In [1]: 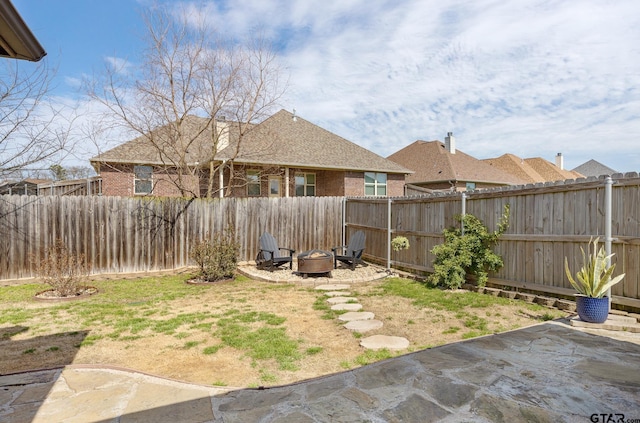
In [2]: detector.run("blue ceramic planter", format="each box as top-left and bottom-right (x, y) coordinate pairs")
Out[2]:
(575, 295), (609, 324)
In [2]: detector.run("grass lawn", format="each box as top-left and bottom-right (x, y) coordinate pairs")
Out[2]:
(0, 274), (566, 387)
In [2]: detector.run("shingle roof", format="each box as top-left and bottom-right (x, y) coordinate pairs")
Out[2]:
(217, 110), (410, 173)
(387, 141), (524, 185)
(572, 159), (618, 177)
(91, 110), (410, 174)
(524, 157), (582, 181)
(483, 154), (544, 184)
(90, 115), (219, 166)
(483, 154), (582, 183)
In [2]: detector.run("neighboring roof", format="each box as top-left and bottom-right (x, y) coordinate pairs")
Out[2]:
(483, 154), (545, 184)
(0, 0), (46, 61)
(92, 110), (411, 175)
(218, 110), (411, 174)
(524, 157), (582, 181)
(572, 159), (618, 178)
(484, 154), (582, 183)
(91, 115), (219, 166)
(387, 141), (524, 185)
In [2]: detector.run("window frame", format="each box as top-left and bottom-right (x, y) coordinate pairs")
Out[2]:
(364, 172), (387, 196)
(268, 176), (281, 197)
(247, 170), (261, 197)
(295, 172), (316, 197)
(134, 165), (153, 195)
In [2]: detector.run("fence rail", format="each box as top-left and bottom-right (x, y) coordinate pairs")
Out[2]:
(2, 174), (640, 311)
(347, 174), (640, 310)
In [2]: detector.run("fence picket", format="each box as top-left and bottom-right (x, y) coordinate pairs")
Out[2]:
(2, 176), (640, 308)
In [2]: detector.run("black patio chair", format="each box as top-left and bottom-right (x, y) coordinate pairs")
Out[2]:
(332, 230), (366, 270)
(256, 232), (294, 271)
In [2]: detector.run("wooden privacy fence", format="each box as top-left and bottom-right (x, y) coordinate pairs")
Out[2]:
(0, 195), (343, 280)
(3, 174), (640, 310)
(346, 174), (640, 310)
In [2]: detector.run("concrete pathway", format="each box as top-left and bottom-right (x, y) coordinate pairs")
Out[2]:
(3, 320), (639, 422)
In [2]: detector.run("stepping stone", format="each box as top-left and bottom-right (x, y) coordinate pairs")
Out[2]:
(324, 291), (351, 297)
(360, 335), (410, 351)
(331, 303), (362, 311)
(316, 284), (350, 291)
(326, 296), (358, 304)
(338, 311), (375, 322)
(344, 319), (383, 332)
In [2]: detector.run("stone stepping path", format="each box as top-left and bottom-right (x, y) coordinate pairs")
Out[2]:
(331, 303), (363, 311)
(324, 291), (351, 297)
(344, 319), (383, 332)
(359, 334), (410, 351)
(338, 311), (375, 322)
(315, 284), (350, 291)
(326, 296), (358, 304)
(316, 284), (409, 350)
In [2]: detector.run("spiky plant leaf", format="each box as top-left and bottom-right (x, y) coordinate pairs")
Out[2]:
(564, 238), (625, 299)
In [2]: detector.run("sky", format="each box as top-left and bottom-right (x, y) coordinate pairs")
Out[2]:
(10, 0), (640, 173)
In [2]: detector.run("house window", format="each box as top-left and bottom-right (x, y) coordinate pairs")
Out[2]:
(364, 172), (387, 196)
(269, 176), (281, 197)
(295, 173), (315, 196)
(466, 182), (476, 191)
(134, 165), (153, 195)
(247, 170), (261, 196)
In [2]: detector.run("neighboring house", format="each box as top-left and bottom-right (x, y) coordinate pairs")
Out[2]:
(0, 178), (49, 195)
(483, 153), (582, 184)
(90, 110), (411, 198)
(387, 133), (524, 192)
(572, 159), (618, 178)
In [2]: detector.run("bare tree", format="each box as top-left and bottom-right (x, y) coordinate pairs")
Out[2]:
(0, 60), (76, 180)
(86, 4), (287, 198)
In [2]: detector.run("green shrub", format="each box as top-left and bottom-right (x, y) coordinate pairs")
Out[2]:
(391, 236), (410, 252)
(190, 229), (240, 282)
(428, 205), (509, 289)
(33, 239), (89, 297)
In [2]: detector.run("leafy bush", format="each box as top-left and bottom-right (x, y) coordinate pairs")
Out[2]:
(33, 239), (89, 296)
(190, 230), (240, 282)
(391, 236), (410, 252)
(428, 205), (510, 289)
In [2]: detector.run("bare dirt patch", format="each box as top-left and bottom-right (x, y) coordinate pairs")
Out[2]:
(0, 276), (566, 388)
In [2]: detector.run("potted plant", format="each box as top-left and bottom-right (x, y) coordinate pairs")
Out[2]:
(564, 237), (625, 323)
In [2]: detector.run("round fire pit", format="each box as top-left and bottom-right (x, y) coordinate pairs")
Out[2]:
(297, 249), (333, 278)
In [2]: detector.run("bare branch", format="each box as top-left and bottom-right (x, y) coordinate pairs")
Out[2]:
(0, 59), (76, 178)
(85, 3), (287, 198)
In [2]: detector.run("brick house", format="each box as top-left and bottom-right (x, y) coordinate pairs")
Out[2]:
(90, 110), (411, 198)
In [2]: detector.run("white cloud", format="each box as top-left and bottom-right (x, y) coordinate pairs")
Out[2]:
(54, 0), (640, 173)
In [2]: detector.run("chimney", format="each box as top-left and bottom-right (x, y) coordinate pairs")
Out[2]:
(444, 132), (455, 154)
(555, 152), (563, 170)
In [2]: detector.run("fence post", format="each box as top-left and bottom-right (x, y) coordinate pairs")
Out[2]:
(461, 192), (466, 236)
(387, 197), (392, 270)
(342, 197), (347, 247)
(605, 176), (613, 311)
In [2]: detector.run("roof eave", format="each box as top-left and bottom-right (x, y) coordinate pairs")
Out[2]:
(215, 157), (412, 174)
(0, 0), (46, 62)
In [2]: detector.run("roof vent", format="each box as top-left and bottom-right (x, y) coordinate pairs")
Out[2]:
(292, 108), (297, 122)
(444, 132), (455, 154)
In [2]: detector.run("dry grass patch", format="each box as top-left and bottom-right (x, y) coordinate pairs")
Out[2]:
(0, 275), (566, 387)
